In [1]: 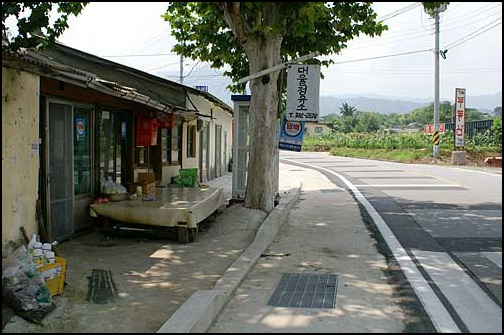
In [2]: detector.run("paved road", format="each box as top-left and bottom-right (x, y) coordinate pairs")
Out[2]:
(280, 151), (502, 333)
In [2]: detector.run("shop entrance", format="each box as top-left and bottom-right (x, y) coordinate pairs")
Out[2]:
(46, 101), (93, 240)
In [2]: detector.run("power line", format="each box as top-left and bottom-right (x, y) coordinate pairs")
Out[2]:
(347, 30), (433, 50)
(443, 16), (502, 50)
(333, 69), (502, 75)
(440, 5), (502, 31)
(182, 60), (201, 78)
(332, 66), (502, 74)
(101, 52), (178, 58)
(326, 48), (432, 66)
(144, 61), (181, 72)
(377, 2), (422, 21)
(115, 30), (169, 55)
(440, 2), (501, 24)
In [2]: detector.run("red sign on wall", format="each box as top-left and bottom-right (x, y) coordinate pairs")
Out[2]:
(158, 113), (174, 129)
(136, 114), (158, 147)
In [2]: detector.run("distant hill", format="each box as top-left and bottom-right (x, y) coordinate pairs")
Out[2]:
(320, 91), (502, 116)
(320, 96), (428, 115)
(466, 91), (502, 111)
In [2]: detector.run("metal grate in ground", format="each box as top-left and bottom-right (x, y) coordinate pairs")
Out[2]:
(87, 269), (117, 304)
(268, 273), (338, 309)
(319, 189), (343, 193)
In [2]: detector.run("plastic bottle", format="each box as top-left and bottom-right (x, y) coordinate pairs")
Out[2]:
(44, 251), (56, 265)
(33, 241), (42, 253)
(33, 249), (44, 267)
(42, 243), (52, 257)
(100, 171), (107, 193)
(27, 234), (38, 254)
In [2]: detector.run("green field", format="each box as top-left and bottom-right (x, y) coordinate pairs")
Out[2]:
(302, 131), (502, 165)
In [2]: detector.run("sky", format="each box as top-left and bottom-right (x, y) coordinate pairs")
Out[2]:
(7, 2), (502, 106)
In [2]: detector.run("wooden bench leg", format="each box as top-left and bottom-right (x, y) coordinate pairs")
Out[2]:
(188, 227), (198, 243)
(178, 226), (197, 244)
(178, 226), (189, 244)
(101, 217), (113, 239)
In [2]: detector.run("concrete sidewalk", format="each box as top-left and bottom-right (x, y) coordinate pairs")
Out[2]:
(209, 163), (405, 333)
(3, 173), (267, 333)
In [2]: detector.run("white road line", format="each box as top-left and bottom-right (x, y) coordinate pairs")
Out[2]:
(482, 252), (503, 269)
(451, 167), (502, 177)
(353, 184), (461, 188)
(412, 250), (502, 333)
(281, 159), (461, 333)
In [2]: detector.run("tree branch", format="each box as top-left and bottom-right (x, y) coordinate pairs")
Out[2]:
(216, 2), (247, 45)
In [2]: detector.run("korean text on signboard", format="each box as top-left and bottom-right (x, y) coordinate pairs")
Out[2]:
(279, 115), (305, 152)
(424, 123), (445, 134)
(454, 88), (466, 147)
(286, 64), (320, 122)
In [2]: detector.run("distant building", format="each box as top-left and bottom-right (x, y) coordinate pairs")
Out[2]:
(304, 121), (332, 136)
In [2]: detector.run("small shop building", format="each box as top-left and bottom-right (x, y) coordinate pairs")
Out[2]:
(2, 43), (233, 256)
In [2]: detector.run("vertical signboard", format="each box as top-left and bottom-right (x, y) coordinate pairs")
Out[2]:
(136, 114), (158, 147)
(286, 64), (320, 121)
(75, 118), (86, 141)
(279, 114), (305, 152)
(454, 88), (466, 148)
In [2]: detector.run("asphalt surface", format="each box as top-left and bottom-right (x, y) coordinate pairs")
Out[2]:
(280, 151), (502, 333)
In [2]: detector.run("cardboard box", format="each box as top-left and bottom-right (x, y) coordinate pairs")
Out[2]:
(38, 256), (66, 296)
(138, 172), (155, 183)
(128, 180), (156, 195)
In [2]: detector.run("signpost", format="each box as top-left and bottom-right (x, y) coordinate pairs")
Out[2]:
(452, 88), (467, 165)
(286, 64), (320, 122)
(454, 88), (466, 149)
(279, 115), (305, 152)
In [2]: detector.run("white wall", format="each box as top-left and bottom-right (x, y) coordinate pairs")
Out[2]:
(2, 67), (40, 257)
(185, 93), (233, 180)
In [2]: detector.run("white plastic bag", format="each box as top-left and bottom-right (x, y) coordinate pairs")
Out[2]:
(103, 176), (117, 194)
(2, 245), (54, 323)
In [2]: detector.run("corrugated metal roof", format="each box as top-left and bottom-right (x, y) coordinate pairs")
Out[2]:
(2, 42), (233, 116)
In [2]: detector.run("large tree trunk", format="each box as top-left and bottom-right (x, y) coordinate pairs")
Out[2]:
(242, 36), (283, 213)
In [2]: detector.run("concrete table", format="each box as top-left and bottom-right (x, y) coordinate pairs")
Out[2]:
(90, 187), (225, 243)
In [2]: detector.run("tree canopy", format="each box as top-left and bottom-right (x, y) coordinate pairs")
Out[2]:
(2, 2), (88, 51)
(163, 2), (386, 92)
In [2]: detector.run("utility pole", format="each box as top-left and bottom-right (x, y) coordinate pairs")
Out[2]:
(179, 55), (184, 85)
(433, 10), (440, 158)
(426, 4), (447, 158)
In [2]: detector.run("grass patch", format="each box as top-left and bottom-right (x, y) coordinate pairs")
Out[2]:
(327, 147), (501, 166)
(329, 147), (433, 163)
(302, 132), (501, 166)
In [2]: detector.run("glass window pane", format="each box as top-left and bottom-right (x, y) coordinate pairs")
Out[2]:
(171, 126), (179, 162)
(161, 129), (168, 163)
(74, 107), (92, 195)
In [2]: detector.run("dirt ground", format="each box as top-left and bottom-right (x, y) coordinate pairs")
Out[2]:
(3, 205), (267, 333)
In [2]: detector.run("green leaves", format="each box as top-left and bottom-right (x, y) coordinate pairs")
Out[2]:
(2, 2), (88, 51)
(163, 2), (387, 92)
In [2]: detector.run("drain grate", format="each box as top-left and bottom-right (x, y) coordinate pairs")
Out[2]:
(87, 269), (117, 304)
(320, 188), (343, 193)
(268, 273), (338, 309)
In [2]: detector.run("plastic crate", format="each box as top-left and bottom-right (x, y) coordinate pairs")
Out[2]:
(38, 256), (66, 296)
(174, 168), (199, 188)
